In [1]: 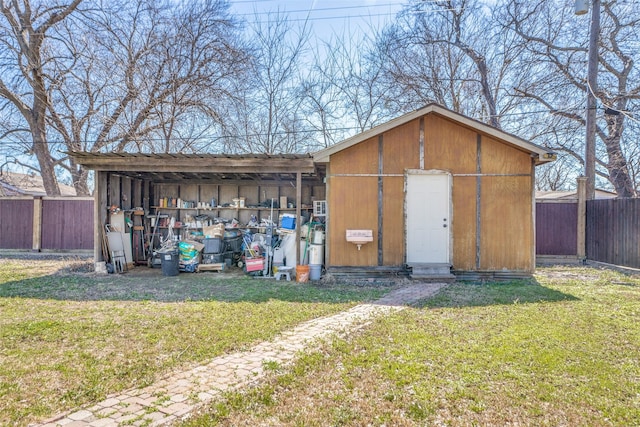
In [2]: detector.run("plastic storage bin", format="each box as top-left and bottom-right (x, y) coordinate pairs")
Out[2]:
(281, 215), (296, 230)
(203, 238), (225, 254)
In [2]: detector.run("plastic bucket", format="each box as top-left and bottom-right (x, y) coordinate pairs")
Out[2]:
(309, 264), (321, 281)
(296, 265), (309, 283)
(161, 250), (179, 276)
(312, 230), (324, 244)
(307, 244), (324, 265)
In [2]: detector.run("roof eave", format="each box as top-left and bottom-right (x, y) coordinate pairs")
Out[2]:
(313, 104), (557, 165)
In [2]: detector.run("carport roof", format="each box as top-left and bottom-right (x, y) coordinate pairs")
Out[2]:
(69, 152), (323, 184)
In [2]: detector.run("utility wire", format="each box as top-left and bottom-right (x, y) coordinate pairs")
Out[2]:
(2, 106), (636, 146)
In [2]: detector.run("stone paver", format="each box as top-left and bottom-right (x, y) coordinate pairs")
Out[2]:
(28, 282), (445, 427)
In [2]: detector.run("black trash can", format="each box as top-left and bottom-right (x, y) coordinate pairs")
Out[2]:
(161, 250), (179, 276)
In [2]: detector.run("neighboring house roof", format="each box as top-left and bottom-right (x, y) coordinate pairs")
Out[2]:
(536, 189), (617, 200)
(0, 171), (76, 196)
(313, 103), (557, 165)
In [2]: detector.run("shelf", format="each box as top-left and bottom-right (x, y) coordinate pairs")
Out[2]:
(152, 206), (312, 211)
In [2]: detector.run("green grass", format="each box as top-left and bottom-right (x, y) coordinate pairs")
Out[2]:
(183, 266), (640, 426)
(0, 258), (389, 426)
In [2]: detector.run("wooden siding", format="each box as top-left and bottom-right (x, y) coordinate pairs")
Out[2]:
(327, 176), (378, 266)
(536, 202), (578, 256)
(0, 198), (34, 249)
(331, 137), (378, 174)
(480, 176), (533, 271)
(481, 135), (532, 174)
(326, 112), (537, 272)
(451, 176), (477, 270)
(382, 176), (404, 265)
(383, 121), (420, 173)
(424, 115), (477, 173)
(41, 199), (94, 250)
(587, 198), (640, 268)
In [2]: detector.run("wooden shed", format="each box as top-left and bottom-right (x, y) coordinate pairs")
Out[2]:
(313, 104), (556, 280)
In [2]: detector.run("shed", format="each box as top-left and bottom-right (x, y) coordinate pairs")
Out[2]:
(313, 104), (556, 280)
(69, 152), (325, 270)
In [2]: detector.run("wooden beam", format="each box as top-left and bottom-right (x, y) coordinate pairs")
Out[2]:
(74, 157), (316, 174)
(576, 176), (587, 260)
(96, 171), (108, 265)
(476, 134), (482, 269)
(32, 197), (42, 252)
(296, 172), (302, 266)
(378, 134), (384, 266)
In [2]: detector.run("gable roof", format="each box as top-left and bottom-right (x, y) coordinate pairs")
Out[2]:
(313, 103), (556, 165)
(0, 171), (76, 196)
(536, 189), (617, 200)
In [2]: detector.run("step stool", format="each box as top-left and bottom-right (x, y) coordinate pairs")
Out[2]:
(274, 266), (293, 281)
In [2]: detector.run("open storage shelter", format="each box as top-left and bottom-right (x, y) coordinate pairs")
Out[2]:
(70, 152), (325, 271)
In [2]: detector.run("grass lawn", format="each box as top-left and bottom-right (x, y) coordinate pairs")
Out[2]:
(0, 257), (390, 426)
(183, 266), (640, 426)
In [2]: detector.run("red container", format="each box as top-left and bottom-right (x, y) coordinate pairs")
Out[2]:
(245, 257), (265, 272)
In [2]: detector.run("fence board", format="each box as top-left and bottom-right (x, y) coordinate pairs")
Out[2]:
(41, 199), (94, 250)
(586, 198), (640, 268)
(0, 198), (34, 249)
(0, 197), (93, 251)
(536, 202), (578, 255)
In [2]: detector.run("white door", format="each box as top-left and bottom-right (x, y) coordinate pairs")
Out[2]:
(406, 172), (451, 264)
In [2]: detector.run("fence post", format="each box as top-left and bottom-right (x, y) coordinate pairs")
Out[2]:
(576, 177), (587, 261)
(32, 196), (42, 251)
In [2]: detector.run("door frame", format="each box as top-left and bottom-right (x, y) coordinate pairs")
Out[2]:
(404, 169), (453, 266)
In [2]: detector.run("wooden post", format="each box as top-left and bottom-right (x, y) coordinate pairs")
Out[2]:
(296, 172), (302, 265)
(577, 176), (587, 260)
(95, 171), (109, 272)
(32, 196), (42, 251)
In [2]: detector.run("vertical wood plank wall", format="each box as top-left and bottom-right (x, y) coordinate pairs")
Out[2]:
(0, 197), (93, 250)
(536, 202), (578, 256)
(40, 198), (94, 250)
(0, 198), (34, 249)
(327, 113), (536, 272)
(587, 198), (640, 268)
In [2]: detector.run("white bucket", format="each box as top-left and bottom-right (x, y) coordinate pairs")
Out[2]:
(312, 230), (325, 244)
(307, 244), (324, 265)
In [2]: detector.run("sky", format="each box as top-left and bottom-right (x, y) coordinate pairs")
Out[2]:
(228, 0), (406, 44)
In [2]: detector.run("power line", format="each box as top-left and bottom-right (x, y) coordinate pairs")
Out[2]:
(3, 106), (634, 146)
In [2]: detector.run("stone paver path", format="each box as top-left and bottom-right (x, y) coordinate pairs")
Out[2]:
(33, 282), (446, 427)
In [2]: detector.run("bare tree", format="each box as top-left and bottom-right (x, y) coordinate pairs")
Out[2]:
(503, 0), (640, 197)
(0, 0), (83, 195)
(1, 0), (250, 195)
(299, 29), (388, 150)
(370, 0), (522, 128)
(220, 10), (312, 154)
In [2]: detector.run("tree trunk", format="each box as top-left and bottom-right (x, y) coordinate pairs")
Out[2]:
(32, 127), (61, 196)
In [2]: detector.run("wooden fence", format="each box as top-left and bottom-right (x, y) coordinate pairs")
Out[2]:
(0, 197), (94, 251)
(536, 201), (578, 256)
(586, 198), (640, 269)
(537, 198), (640, 269)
